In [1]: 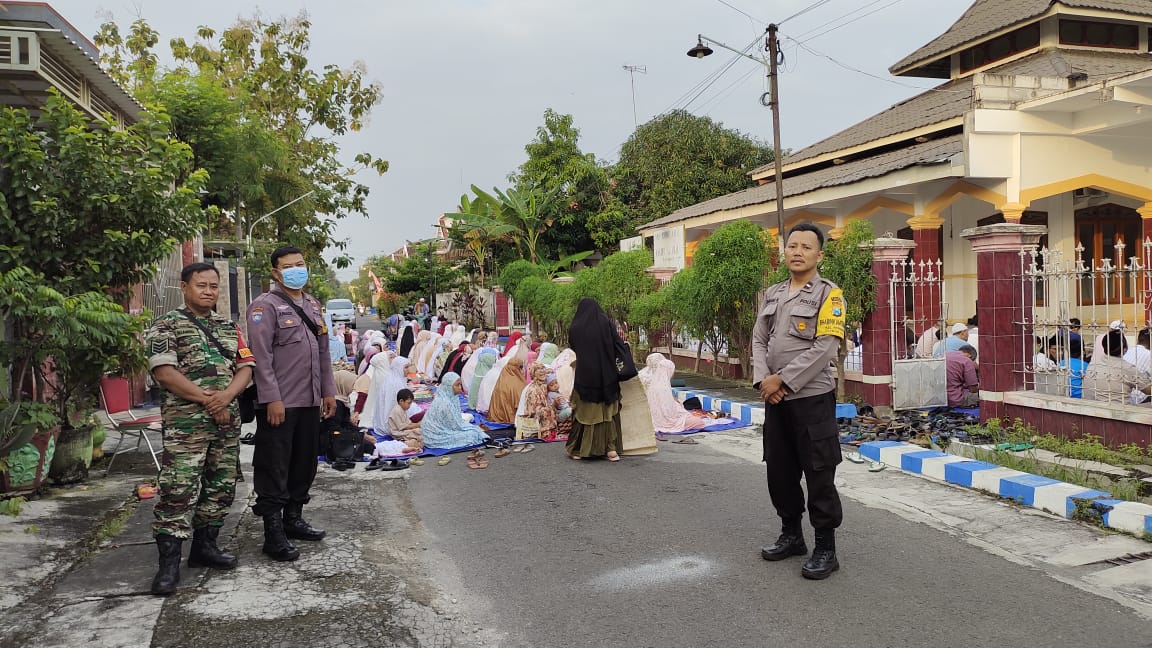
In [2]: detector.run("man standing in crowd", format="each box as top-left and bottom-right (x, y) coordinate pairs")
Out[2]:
(751, 223), (845, 580)
(247, 246), (337, 562)
(145, 262), (254, 595)
(415, 297), (431, 330)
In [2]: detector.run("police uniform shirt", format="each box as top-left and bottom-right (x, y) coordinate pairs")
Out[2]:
(751, 274), (845, 401)
(246, 284), (338, 408)
(144, 308), (256, 417)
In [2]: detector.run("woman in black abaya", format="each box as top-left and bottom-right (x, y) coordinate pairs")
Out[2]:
(398, 320), (417, 358)
(564, 298), (637, 462)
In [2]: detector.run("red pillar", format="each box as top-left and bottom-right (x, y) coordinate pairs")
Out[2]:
(1140, 204), (1152, 326)
(909, 216), (943, 326)
(961, 223), (1046, 421)
(860, 237), (917, 410)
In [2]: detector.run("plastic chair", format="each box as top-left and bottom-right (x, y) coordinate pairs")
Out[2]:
(99, 375), (163, 474)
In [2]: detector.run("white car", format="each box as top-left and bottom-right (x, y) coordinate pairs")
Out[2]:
(326, 299), (357, 330)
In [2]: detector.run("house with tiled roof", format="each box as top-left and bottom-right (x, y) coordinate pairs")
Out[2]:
(637, 0), (1152, 439)
(639, 0), (1152, 328)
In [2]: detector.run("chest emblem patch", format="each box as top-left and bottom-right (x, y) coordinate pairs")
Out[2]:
(797, 322), (807, 331)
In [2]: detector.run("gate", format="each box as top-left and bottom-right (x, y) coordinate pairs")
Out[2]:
(140, 246), (184, 322)
(888, 257), (948, 410)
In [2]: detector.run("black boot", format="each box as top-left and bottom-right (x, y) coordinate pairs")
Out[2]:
(801, 529), (840, 580)
(262, 513), (300, 562)
(188, 526), (238, 570)
(283, 503), (325, 541)
(760, 519), (807, 561)
(151, 536), (183, 595)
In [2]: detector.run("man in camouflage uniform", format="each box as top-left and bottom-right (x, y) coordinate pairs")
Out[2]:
(144, 262), (255, 596)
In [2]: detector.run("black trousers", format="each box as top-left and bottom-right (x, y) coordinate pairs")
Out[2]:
(763, 390), (843, 530)
(252, 406), (321, 516)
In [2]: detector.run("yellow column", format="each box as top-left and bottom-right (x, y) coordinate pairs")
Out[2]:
(998, 203), (1029, 223)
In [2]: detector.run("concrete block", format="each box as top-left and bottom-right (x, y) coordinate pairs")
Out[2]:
(878, 443), (926, 467)
(1101, 501), (1152, 536)
(943, 460), (999, 487)
(858, 441), (904, 462)
(900, 450), (950, 474)
(999, 474), (1062, 506)
(971, 467), (1027, 494)
(1029, 482), (1098, 518)
(1065, 490), (1112, 518)
(918, 455), (968, 481)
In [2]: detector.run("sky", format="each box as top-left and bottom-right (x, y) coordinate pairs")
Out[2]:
(47, 0), (965, 279)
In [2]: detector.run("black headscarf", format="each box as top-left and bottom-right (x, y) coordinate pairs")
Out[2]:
(438, 343), (471, 381)
(398, 323), (416, 358)
(567, 298), (637, 404)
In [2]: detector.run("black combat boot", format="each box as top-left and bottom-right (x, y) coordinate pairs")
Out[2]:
(283, 502), (326, 541)
(188, 525), (238, 570)
(151, 535), (183, 595)
(262, 513), (300, 562)
(760, 519), (807, 561)
(801, 528), (840, 580)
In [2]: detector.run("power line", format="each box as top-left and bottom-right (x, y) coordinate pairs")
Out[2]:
(714, 0), (764, 25)
(662, 33), (762, 115)
(778, 0), (835, 26)
(791, 0), (888, 40)
(787, 37), (969, 93)
(794, 0), (908, 44)
(622, 64), (647, 130)
(699, 65), (762, 116)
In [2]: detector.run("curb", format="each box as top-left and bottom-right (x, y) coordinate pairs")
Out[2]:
(672, 387), (762, 426)
(859, 441), (1152, 537)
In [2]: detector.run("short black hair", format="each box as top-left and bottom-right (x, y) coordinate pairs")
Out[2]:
(1069, 317), (1081, 328)
(1139, 327), (1150, 347)
(786, 222), (825, 249)
(270, 245), (304, 268)
(1067, 339), (1083, 359)
(180, 262), (219, 282)
(396, 388), (414, 402)
(958, 344), (977, 362)
(967, 315), (978, 327)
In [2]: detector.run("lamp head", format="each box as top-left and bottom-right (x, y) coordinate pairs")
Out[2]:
(687, 37), (713, 59)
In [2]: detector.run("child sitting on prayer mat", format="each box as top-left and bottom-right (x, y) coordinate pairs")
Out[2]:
(388, 388), (423, 452)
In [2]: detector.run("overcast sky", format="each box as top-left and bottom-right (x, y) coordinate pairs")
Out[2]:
(50, 0), (963, 279)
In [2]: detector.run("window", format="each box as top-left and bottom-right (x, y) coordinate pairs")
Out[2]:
(1059, 20), (1139, 49)
(1075, 204), (1141, 305)
(959, 24), (1041, 72)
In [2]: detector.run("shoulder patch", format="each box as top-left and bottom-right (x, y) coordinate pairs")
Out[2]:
(238, 347), (254, 360)
(250, 307), (264, 323)
(150, 338), (171, 356)
(816, 288), (846, 338)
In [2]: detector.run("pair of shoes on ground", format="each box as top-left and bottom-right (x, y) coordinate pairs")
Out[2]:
(760, 533), (840, 580)
(466, 449), (489, 469)
(365, 457), (409, 471)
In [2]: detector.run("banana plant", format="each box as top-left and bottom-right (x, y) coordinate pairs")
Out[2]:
(445, 191), (516, 287)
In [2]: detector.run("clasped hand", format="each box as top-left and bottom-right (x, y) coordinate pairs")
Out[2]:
(201, 389), (234, 425)
(759, 375), (788, 405)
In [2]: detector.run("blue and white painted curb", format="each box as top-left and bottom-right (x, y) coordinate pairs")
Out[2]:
(672, 388), (761, 426)
(860, 441), (1152, 537)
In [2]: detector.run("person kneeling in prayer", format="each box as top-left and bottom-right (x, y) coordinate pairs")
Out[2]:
(946, 344), (979, 408)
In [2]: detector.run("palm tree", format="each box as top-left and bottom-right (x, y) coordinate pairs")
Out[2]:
(489, 185), (559, 264)
(445, 191), (516, 287)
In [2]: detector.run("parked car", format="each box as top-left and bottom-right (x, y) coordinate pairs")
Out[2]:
(326, 298), (357, 329)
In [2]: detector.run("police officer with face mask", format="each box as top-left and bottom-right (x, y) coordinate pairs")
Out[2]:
(246, 245), (338, 562)
(751, 223), (846, 580)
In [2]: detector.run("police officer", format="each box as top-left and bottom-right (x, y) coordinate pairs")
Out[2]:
(751, 223), (846, 580)
(145, 262), (255, 595)
(246, 246), (337, 562)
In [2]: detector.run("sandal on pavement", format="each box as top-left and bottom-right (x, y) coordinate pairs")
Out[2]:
(437, 456), (452, 466)
(467, 455), (490, 469)
(379, 459), (409, 471)
(494, 447), (511, 458)
(365, 458), (384, 471)
(410, 457), (425, 466)
(517, 444), (535, 454)
(845, 451), (867, 464)
(671, 436), (699, 445)
(606, 451), (620, 462)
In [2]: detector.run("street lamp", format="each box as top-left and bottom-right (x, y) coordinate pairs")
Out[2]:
(245, 190), (317, 254)
(688, 27), (786, 254)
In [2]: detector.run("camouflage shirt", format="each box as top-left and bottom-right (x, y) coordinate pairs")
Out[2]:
(144, 308), (256, 414)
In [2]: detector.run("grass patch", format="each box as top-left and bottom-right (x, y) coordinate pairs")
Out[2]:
(967, 418), (1150, 467)
(93, 503), (134, 545)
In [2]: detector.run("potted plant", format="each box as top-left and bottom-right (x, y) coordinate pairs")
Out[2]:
(0, 401), (60, 495)
(0, 267), (145, 491)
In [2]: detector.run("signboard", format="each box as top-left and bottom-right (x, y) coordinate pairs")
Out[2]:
(619, 235), (643, 252)
(652, 227), (685, 270)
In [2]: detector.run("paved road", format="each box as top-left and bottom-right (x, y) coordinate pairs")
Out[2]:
(10, 423), (1152, 647)
(406, 439), (1151, 648)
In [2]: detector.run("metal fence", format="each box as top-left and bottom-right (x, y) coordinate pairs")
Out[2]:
(140, 246), (184, 322)
(1027, 239), (1152, 404)
(889, 257), (948, 410)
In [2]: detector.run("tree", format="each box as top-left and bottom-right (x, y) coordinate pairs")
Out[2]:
(378, 244), (465, 299)
(690, 221), (774, 375)
(583, 250), (657, 326)
(445, 191), (516, 287)
(491, 185), (560, 264)
(497, 260), (547, 296)
(95, 14), (390, 271)
(818, 220), (877, 397)
(513, 109), (607, 257)
(0, 93), (207, 295)
(607, 110), (773, 235)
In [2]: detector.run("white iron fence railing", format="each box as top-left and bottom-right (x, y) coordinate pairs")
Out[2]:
(889, 257), (948, 410)
(140, 246), (184, 323)
(1026, 239), (1152, 405)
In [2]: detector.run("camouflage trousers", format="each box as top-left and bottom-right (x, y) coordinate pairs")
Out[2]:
(153, 414), (240, 539)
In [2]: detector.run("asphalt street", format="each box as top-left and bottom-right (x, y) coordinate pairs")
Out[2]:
(408, 438), (1152, 648)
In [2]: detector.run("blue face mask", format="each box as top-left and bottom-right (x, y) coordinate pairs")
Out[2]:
(280, 266), (309, 290)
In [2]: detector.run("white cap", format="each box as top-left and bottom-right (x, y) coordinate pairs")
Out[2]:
(1109, 320), (1124, 330)
(951, 323), (968, 334)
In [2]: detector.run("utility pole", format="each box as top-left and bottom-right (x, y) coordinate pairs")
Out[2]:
(766, 24), (786, 256)
(622, 64), (647, 130)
